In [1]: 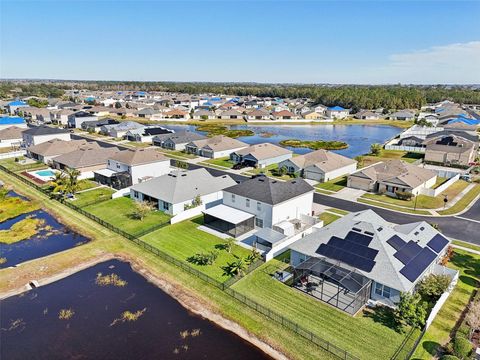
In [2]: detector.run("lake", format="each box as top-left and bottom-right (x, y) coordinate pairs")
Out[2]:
(1, 192), (90, 268)
(0, 260), (272, 360)
(164, 124), (402, 157)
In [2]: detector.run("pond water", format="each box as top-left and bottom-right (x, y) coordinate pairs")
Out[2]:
(0, 209), (89, 268)
(164, 124), (402, 157)
(0, 260), (272, 360)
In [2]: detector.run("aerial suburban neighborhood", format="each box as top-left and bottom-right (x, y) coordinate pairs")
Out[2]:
(1, 1), (480, 360)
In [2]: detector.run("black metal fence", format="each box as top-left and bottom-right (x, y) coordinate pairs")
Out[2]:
(390, 326), (425, 360)
(1, 164), (363, 360)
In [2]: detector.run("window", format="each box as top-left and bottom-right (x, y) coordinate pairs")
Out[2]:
(246, 199), (250, 208)
(255, 218), (263, 228)
(375, 283), (391, 298)
(133, 191), (139, 198)
(162, 202), (170, 210)
(257, 202), (261, 211)
(231, 194), (235, 203)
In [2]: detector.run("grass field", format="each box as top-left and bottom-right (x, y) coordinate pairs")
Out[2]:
(438, 184), (480, 215)
(361, 180), (470, 210)
(452, 240), (480, 252)
(319, 212), (341, 225)
(0, 196), (40, 222)
(202, 156), (235, 169)
(71, 187), (115, 208)
(0, 157), (47, 172)
(315, 176), (347, 192)
(326, 208), (349, 215)
(358, 198), (432, 215)
(76, 179), (99, 192)
(356, 150), (423, 168)
(232, 259), (411, 360)
(0, 217), (44, 244)
(412, 249), (480, 359)
(140, 217), (251, 281)
(83, 197), (171, 235)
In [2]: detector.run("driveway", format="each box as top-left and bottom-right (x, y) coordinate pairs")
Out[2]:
(331, 188), (365, 201)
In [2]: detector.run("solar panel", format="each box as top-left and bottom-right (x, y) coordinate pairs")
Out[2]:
(316, 243), (376, 273)
(386, 235), (407, 251)
(344, 231), (373, 247)
(328, 237), (378, 260)
(427, 234), (449, 253)
(394, 241), (422, 265)
(400, 247), (437, 282)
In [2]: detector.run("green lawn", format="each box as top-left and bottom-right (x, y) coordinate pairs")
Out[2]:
(318, 212), (340, 225)
(0, 196), (40, 222)
(412, 249), (480, 359)
(326, 208), (349, 215)
(71, 187), (115, 208)
(361, 180), (470, 210)
(438, 184), (480, 215)
(315, 176), (347, 192)
(232, 259), (412, 360)
(140, 217), (251, 281)
(83, 196), (171, 235)
(358, 198), (431, 215)
(157, 148), (197, 159)
(76, 179), (99, 192)
(432, 177), (448, 189)
(357, 150), (423, 168)
(452, 240), (480, 252)
(202, 156), (235, 169)
(0, 157), (47, 172)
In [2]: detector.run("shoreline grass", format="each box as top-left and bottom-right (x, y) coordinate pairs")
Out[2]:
(0, 217), (44, 244)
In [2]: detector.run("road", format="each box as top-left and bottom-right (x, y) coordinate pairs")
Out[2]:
(179, 160), (480, 244)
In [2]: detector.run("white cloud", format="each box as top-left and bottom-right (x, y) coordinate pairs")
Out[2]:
(373, 41), (480, 84)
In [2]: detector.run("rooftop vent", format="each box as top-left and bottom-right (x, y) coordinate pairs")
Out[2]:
(364, 231), (374, 236)
(377, 227), (383, 232)
(352, 227), (362, 232)
(419, 226), (425, 231)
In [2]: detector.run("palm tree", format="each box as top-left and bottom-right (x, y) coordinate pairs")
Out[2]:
(222, 259), (246, 277)
(50, 171), (66, 195)
(64, 168), (81, 195)
(224, 238), (235, 253)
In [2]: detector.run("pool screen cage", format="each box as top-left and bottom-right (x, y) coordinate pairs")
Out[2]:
(293, 257), (372, 315)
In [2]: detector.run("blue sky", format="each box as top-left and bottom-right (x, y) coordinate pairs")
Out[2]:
(1, 1), (479, 84)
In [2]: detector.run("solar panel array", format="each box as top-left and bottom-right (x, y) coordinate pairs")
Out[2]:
(315, 231), (378, 273)
(386, 235), (406, 251)
(427, 234), (449, 253)
(400, 247), (437, 282)
(394, 241), (422, 265)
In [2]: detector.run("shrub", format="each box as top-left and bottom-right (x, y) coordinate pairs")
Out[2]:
(456, 324), (471, 338)
(394, 292), (428, 328)
(396, 191), (414, 201)
(452, 336), (472, 360)
(441, 355), (459, 360)
(417, 274), (451, 300)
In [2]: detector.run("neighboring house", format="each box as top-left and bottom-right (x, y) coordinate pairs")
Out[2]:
(0, 116), (27, 130)
(164, 109), (188, 119)
(27, 139), (91, 163)
(203, 175), (315, 237)
(347, 160), (437, 195)
(50, 109), (74, 125)
(0, 126), (25, 148)
(245, 109), (271, 121)
(230, 143), (292, 169)
(423, 133), (477, 167)
(67, 111), (98, 128)
(134, 107), (159, 119)
(219, 110), (243, 120)
(289, 210), (452, 312)
(302, 111), (324, 120)
(130, 168), (236, 216)
(272, 110), (297, 120)
(185, 135), (248, 158)
(81, 118), (119, 132)
(6, 100), (28, 114)
(278, 149), (357, 182)
(21, 107), (52, 124)
(22, 125), (71, 147)
(94, 148), (171, 189)
(390, 111), (415, 121)
(152, 131), (206, 151)
(326, 106), (349, 119)
(397, 136), (425, 148)
(85, 106), (111, 117)
(125, 126), (173, 143)
(99, 121), (144, 138)
(355, 110), (380, 120)
(52, 144), (120, 179)
(191, 109), (217, 120)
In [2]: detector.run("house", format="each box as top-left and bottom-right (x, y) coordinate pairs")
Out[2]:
(85, 106), (111, 117)
(99, 121), (144, 138)
(423, 133), (477, 167)
(272, 110), (297, 120)
(0, 116), (27, 130)
(0, 126), (25, 149)
(152, 131), (206, 151)
(125, 126), (173, 143)
(94, 148), (171, 189)
(219, 110), (243, 120)
(347, 160), (437, 195)
(230, 143), (292, 169)
(185, 135), (248, 158)
(52, 143), (120, 179)
(67, 111), (98, 128)
(355, 110), (380, 120)
(326, 106), (349, 119)
(302, 111), (324, 120)
(6, 100), (28, 114)
(245, 109), (271, 121)
(22, 126), (71, 147)
(278, 150), (357, 182)
(21, 107), (52, 124)
(191, 109), (217, 120)
(164, 109), (188, 119)
(202, 175), (315, 237)
(134, 107), (159, 119)
(390, 111), (415, 121)
(50, 109), (74, 126)
(289, 210), (452, 312)
(130, 168), (236, 216)
(81, 118), (119, 132)
(27, 139), (91, 163)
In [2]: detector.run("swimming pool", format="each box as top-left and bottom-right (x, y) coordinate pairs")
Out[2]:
(35, 170), (55, 177)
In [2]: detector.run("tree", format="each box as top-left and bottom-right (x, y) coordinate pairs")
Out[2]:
(175, 160), (189, 170)
(370, 143), (382, 156)
(224, 238), (235, 253)
(245, 248), (262, 265)
(394, 292), (428, 328)
(222, 259), (247, 277)
(417, 274), (451, 300)
(452, 336), (472, 360)
(64, 168), (81, 195)
(114, 101), (122, 109)
(0, 187), (9, 201)
(133, 201), (155, 221)
(49, 171), (67, 195)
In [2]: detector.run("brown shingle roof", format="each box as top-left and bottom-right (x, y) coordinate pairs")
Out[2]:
(0, 126), (25, 140)
(109, 148), (168, 166)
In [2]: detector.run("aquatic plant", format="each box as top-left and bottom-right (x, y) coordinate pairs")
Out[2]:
(173, 348), (180, 354)
(180, 330), (189, 339)
(191, 329), (201, 337)
(0, 257), (6, 265)
(279, 139), (348, 150)
(95, 273), (128, 287)
(58, 308), (75, 320)
(110, 308), (146, 326)
(0, 218), (45, 244)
